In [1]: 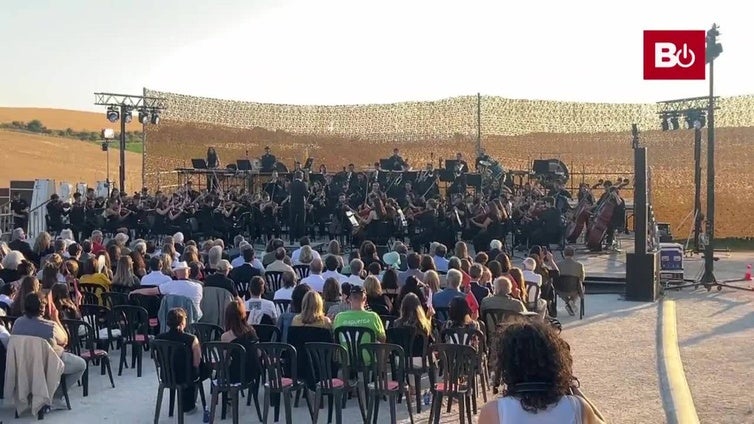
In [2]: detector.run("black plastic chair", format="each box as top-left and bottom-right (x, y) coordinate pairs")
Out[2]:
(188, 323), (223, 345)
(554, 275), (585, 319)
(273, 299), (291, 315)
(360, 343), (414, 424)
(101, 291), (130, 310)
(151, 339), (203, 424)
(264, 271), (285, 293)
(112, 305), (150, 377)
(253, 324), (281, 343)
(333, 326), (373, 420)
(386, 326), (431, 414)
(203, 342), (253, 424)
(258, 342), (310, 424)
(292, 264), (310, 280)
(130, 293), (163, 334)
(305, 342), (350, 424)
(433, 307), (450, 325)
(0, 315), (18, 332)
(440, 327), (489, 410)
(427, 343), (477, 424)
(379, 315), (398, 330)
(80, 291), (100, 306)
(233, 280), (250, 300)
(62, 319), (115, 397)
(79, 283), (107, 305)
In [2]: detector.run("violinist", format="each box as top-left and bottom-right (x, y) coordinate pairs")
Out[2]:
(260, 192), (281, 241)
(11, 191), (29, 230)
(409, 198), (438, 253)
(471, 200), (503, 253)
(454, 152), (469, 175)
(389, 148), (409, 171)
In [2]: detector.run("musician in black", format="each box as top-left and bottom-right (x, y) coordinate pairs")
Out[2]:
(206, 147), (220, 168)
(455, 152), (469, 174)
(528, 197), (565, 247)
(46, 194), (65, 234)
(596, 181), (625, 248)
(475, 149), (492, 172)
(547, 180), (572, 214)
(11, 192), (28, 229)
(389, 148), (409, 171)
(288, 171), (307, 244)
(260, 146), (276, 172)
(69, 192), (86, 242)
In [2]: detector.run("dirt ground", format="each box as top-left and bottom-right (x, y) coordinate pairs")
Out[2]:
(0, 107), (141, 132)
(0, 130), (142, 191)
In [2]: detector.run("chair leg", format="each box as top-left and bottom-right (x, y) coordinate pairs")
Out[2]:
(251, 382), (262, 421)
(312, 389), (322, 424)
(104, 357), (115, 388)
(334, 391), (343, 424)
(177, 391), (184, 424)
(137, 344), (143, 377)
(198, 381), (206, 410)
(154, 385), (164, 424)
(61, 377), (71, 410)
(209, 386), (219, 424)
(404, 388), (415, 424)
(470, 375), (478, 414)
(262, 388), (271, 424)
(430, 393), (443, 424)
(465, 395), (473, 424)
(82, 367), (89, 397)
(365, 392), (374, 424)
(169, 389), (176, 417)
(388, 394), (397, 424)
(118, 343), (127, 376)
(231, 391), (239, 424)
(283, 389), (293, 424)
(414, 374), (422, 413)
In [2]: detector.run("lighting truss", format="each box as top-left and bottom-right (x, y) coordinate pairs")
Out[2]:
(94, 92), (167, 111)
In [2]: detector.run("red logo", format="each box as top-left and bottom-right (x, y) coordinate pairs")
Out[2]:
(643, 30), (706, 80)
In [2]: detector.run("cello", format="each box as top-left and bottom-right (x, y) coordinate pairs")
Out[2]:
(586, 178), (630, 251)
(566, 180), (603, 243)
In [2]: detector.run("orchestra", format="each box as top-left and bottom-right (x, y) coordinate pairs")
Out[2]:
(29, 146), (627, 254)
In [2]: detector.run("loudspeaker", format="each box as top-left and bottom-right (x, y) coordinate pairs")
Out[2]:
(625, 252), (660, 302)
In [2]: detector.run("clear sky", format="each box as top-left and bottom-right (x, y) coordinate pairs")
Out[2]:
(1, 0), (751, 112)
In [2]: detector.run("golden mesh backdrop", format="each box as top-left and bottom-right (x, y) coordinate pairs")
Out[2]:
(144, 89), (754, 237)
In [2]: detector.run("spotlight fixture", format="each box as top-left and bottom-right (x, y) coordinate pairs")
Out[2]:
(106, 107), (119, 123)
(138, 109), (150, 124)
(698, 115), (706, 128)
(150, 112), (160, 125)
(661, 118), (669, 131)
(123, 109), (133, 123)
(669, 116), (680, 130)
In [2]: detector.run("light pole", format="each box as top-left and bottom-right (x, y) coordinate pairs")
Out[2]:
(94, 93), (166, 193)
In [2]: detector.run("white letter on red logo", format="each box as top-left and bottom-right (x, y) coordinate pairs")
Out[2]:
(655, 42), (676, 68)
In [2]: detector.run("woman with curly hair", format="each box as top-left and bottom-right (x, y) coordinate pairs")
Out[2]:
(478, 318), (604, 423)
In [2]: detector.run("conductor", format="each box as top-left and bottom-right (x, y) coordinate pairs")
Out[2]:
(260, 146), (276, 172)
(289, 171), (307, 244)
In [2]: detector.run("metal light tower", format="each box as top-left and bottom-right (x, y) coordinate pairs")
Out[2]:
(94, 92), (166, 193)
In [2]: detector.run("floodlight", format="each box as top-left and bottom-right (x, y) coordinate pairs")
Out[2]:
(106, 107), (119, 123)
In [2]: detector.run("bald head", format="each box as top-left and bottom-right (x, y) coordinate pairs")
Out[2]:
(494, 277), (513, 296)
(310, 258), (323, 274)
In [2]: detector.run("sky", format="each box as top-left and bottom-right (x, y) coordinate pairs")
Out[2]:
(1, 0), (751, 112)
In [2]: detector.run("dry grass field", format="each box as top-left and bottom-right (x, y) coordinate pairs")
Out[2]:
(145, 121), (754, 237)
(0, 130), (142, 190)
(0, 107), (141, 132)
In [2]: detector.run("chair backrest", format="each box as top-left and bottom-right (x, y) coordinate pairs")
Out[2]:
(257, 342), (297, 390)
(434, 307), (450, 324)
(429, 343), (476, 394)
(79, 283), (106, 296)
(554, 275), (582, 294)
(305, 342), (348, 390)
(130, 293), (162, 319)
(151, 339), (192, 389)
(62, 319), (97, 357)
(273, 299), (290, 315)
(333, 326), (376, 370)
(112, 305), (149, 342)
(525, 282), (541, 311)
(234, 280), (251, 300)
(252, 324), (281, 343)
(360, 343), (406, 392)
(202, 341), (248, 389)
(188, 322), (224, 344)
(286, 326), (334, 387)
(379, 314), (398, 329)
(264, 272), (284, 293)
(292, 265), (310, 280)
(101, 292), (130, 309)
(440, 327), (487, 353)
(80, 291), (100, 306)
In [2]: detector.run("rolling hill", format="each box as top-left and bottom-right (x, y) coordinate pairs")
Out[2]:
(0, 107), (142, 132)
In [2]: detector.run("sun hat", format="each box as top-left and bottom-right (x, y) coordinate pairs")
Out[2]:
(382, 251), (401, 268)
(172, 261), (190, 271)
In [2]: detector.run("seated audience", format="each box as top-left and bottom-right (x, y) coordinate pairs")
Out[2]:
(480, 277), (527, 314)
(279, 284), (312, 342)
(326, 282), (352, 320)
(140, 256), (173, 287)
(292, 291), (332, 329)
(245, 276), (278, 325)
(273, 271), (296, 300)
(364, 275), (392, 315)
(301, 258), (326, 292)
(130, 261), (204, 319)
(443, 296), (480, 332)
(333, 286), (385, 343)
(322, 277), (341, 312)
(432, 269), (466, 309)
(204, 259), (237, 296)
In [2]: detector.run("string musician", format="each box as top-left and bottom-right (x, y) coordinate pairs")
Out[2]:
(388, 148), (409, 171)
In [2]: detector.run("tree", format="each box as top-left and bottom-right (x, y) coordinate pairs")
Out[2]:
(65, 128), (74, 137)
(26, 120), (44, 133)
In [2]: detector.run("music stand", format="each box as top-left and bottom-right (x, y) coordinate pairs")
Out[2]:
(236, 159), (252, 171)
(466, 173), (482, 189)
(379, 159), (392, 170)
(309, 173), (326, 186)
(191, 158), (207, 169)
(445, 159), (459, 173)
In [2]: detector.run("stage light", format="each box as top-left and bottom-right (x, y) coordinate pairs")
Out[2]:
(106, 107), (119, 123)
(123, 109), (132, 123)
(138, 109), (149, 124)
(698, 115), (706, 128)
(670, 116), (680, 130)
(150, 112), (160, 125)
(661, 118), (669, 131)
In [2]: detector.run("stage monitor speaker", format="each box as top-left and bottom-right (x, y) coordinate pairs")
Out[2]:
(236, 159), (252, 171)
(625, 252), (660, 302)
(191, 158), (207, 169)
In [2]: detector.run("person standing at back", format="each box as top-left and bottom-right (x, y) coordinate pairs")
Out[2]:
(288, 171), (307, 244)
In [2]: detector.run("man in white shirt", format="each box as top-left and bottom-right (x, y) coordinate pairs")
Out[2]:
(433, 244), (450, 272)
(346, 259), (365, 287)
(130, 261), (203, 318)
(140, 256), (173, 287)
(321, 255), (347, 284)
(290, 237), (321, 264)
(231, 243), (265, 272)
(266, 247), (294, 274)
(246, 276), (279, 325)
(301, 258), (327, 292)
(521, 257), (547, 316)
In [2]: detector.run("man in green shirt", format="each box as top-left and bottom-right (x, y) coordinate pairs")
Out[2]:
(333, 286), (386, 343)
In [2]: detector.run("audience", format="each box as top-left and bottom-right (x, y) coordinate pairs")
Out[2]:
(432, 269), (466, 309)
(245, 276), (278, 325)
(333, 286), (385, 343)
(292, 291), (332, 329)
(273, 271), (297, 300)
(364, 275), (392, 315)
(204, 259), (237, 296)
(301, 258), (326, 292)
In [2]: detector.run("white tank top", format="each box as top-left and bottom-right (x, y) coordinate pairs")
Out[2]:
(497, 395), (582, 424)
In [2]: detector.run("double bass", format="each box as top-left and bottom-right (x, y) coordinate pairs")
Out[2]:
(565, 181), (603, 243)
(586, 178), (630, 251)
